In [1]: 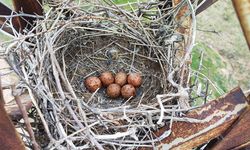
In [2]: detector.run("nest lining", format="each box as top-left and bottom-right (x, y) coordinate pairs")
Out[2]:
(60, 30), (170, 107)
(5, 0), (197, 149)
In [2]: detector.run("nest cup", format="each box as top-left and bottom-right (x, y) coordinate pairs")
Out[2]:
(5, 0), (195, 149)
(62, 28), (165, 107)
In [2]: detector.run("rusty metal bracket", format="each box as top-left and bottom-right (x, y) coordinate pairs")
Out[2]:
(210, 106), (250, 150)
(140, 87), (248, 150)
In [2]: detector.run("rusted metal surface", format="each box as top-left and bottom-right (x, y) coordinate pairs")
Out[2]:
(173, 0), (191, 34)
(12, 0), (43, 32)
(0, 78), (4, 105)
(210, 106), (250, 150)
(172, 0), (193, 87)
(232, 0), (250, 50)
(0, 78), (25, 150)
(0, 2), (21, 35)
(141, 87), (248, 149)
(0, 0), (42, 34)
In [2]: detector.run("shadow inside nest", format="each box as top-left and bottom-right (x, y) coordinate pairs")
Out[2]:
(56, 30), (170, 109)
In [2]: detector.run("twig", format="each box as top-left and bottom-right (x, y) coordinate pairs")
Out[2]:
(12, 86), (40, 150)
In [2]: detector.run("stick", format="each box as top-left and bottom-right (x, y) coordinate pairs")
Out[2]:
(0, 77), (25, 150)
(12, 86), (40, 150)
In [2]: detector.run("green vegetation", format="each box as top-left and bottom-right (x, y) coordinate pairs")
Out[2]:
(0, 32), (11, 41)
(191, 42), (237, 105)
(196, 0), (250, 90)
(113, 0), (138, 4)
(0, 0), (12, 41)
(1, 0), (12, 8)
(192, 43), (235, 92)
(112, 0), (148, 11)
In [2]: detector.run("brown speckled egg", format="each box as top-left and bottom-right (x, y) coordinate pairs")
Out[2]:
(121, 84), (136, 99)
(115, 72), (127, 86)
(99, 71), (114, 87)
(107, 84), (121, 98)
(127, 73), (142, 87)
(85, 76), (102, 92)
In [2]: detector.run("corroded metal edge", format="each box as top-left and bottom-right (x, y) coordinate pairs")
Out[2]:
(210, 106), (250, 150)
(155, 87), (248, 150)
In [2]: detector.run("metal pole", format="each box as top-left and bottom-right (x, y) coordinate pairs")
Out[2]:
(232, 0), (250, 50)
(196, 0), (219, 15)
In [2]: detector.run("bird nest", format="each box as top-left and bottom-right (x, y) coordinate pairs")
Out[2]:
(5, 0), (196, 149)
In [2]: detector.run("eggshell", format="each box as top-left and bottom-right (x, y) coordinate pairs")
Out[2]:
(121, 84), (136, 99)
(107, 84), (121, 98)
(115, 72), (127, 86)
(85, 76), (102, 92)
(99, 71), (114, 87)
(127, 73), (142, 87)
